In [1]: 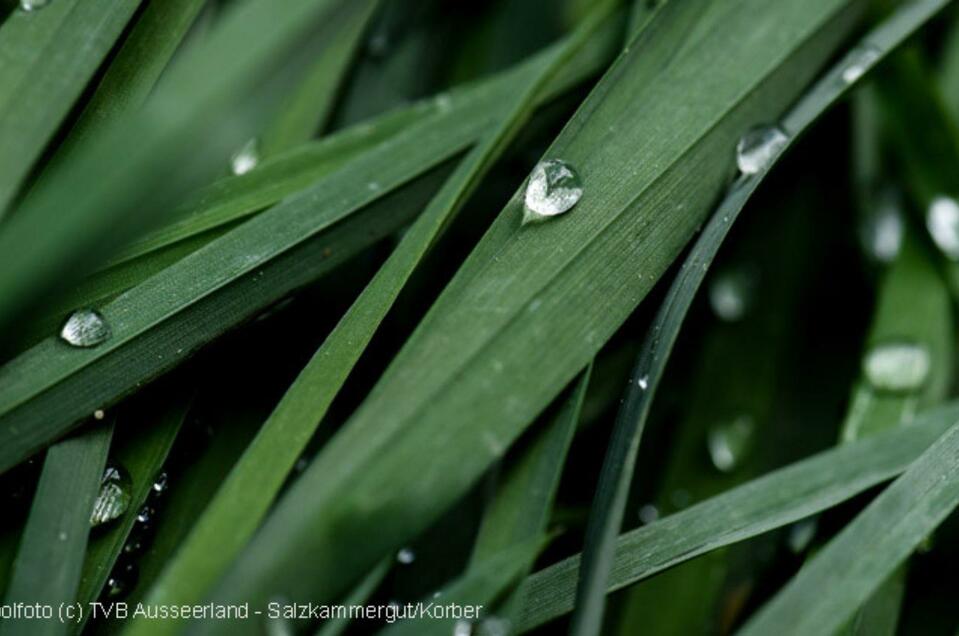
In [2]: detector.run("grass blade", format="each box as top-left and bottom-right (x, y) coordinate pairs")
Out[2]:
(516, 401), (959, 631)
(314, 560), (391, 636)
(204, 0), (865, 619)
(0, 0), (142, 213)
(568, 2), (949, 631)
(0, 423), (111, 636)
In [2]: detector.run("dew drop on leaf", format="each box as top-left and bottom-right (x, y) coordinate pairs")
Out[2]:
(90, 465), (132, 528)
(60, 309), (111, 348)
(708, 269), (754, 322)
(19, 0), (51, 11)
(787, 517), (818, 554)
(863, 340), (931, 394)
(707, 415), (754, 473)
(522, 159), (583, 224)
(735, 126), (788, 175)
(926, 196), (959, 260)
(396, 547), (415, 564)
(841, 44), (881, 85)
(860, 189), (903, 263)
(230, 138), (259, 175)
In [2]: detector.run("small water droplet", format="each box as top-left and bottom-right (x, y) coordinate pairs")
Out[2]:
(90, 465), (132, 528)
(453, 620), (473, 636)
(435, 93), (452, 112)
(787, 517), (818, 554)
(863, 340), (931, 394)
(637, 375), (649, 390)
(58, 531), (67, 541)
(93, 409), (106, 420)
(842, 45), (881, 85)
(151, 472), (169, 496)
(396, 547), (416, 564)
(709, 269), (754, 322)
(19, 0), (51, 11)
(638, 504), (659, 524)
(230, 138), (259, 175)
(736, 126), (788, 175)
(707, 415), (754, 473)
(136, 505), (156, 527)
(926, 196), (959, 260)
(522, 159), (583, 224)
(60, 309), (111, 348)
(104, 562), (137, 599)
(860, 189), (903, 263)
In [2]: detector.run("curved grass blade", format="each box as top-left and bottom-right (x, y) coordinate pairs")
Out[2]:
(0, 422), (111, 636)
(257, 0), (380, 156)
(127, 12), (615, 630)
(315, 560), (391, 636)
(737, 418), (959, 635)
(204, 0), (866, 621)
(0, 0), (142, 214)
(567, 3), (949, 632)
(75, 387), (191, 615)
(515, 401), (959, 631)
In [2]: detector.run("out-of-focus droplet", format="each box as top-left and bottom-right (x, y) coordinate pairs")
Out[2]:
(927, 196), (959, 260)
(863, 340), (931, 394)
(230, 138), (259, 175)
(707, 415), (755, 473)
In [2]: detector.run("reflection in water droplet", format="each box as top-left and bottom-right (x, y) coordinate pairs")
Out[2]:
(707, 415), (754, 473)
(396, 547), (416, 564)
(60, 309), (111, 348)
(842, 45), (882, 85)
(860, 190), (903, 263)
(736, 126), (788, 175)
(152, 472), (169, 495)
(136, 505), (156, 527)
(90, 465), (132, 528)
(863, 340), (931, 394)
(926, 196), (959, 260)
(709, 269), (755, 322)
(522, 159), (583, 224)
(19, 0), (51, 11)
(638, 504), (659, 525)
(787, 517), (818, 554)
(230, 138), (259, 175)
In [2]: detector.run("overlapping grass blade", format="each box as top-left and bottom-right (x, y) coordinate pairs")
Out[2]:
(315, 560), (391, 636)
(737, 417), (959, 635)
(515, 402), (959, 631)
(0, 423), (111, 636)
(0, 0), (142, 214)
(0, 15), (622, 470)
(0, 0), (364, 332)
(126, 11), (614, 629)
(75, 389), (191, 612)
(205, 0), (865, 620)
(562, 2), (949, 632)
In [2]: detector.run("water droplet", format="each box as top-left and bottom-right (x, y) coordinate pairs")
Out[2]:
(708, 269), (754, 322)
(396, 547), (415, 564)
(230, 138), (259, 175)
(19, 0), (51, 11)
(638, 504), (659, 524)
(151, 472), (169, 496)
(522, 159), (583, 224)
(860, 190), (903, 263)
(104, 562), (137, 599)
(90, 465), (132, 528)
(926, 196), (959, 260)
(637, 375), (649, 390)
(863, 340), (931, 394)
(60, 309), (111, 348)
(842, 45), (881, 85)
(93, 409), (106, 420)
(453, 620), (473, 636)
(787, 517), (818, 554)
(58, 531), (68, 541)
(136, 505), (156, 527)
(707, 415), (755, 473)
(736, 126), (788, 175)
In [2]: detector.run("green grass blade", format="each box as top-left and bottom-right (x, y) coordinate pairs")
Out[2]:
(75, 388), (191, 614)
(0, 423), (111, 636)
(0, 0), (142, 213)
(737, 418), (959, 635)
(126, 12), (614, 629)
(567, 2), (948, 631)
(257, 0), (380, 155)
(314, 560), (391, 636)
(515, 402), (959, 631)
(203, 0), (865, 619)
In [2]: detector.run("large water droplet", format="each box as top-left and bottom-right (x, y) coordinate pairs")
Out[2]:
(522, 159), (583, 224)
(860, 190), (903, 264)
(230, 138), (259, 175)
(19, 0), (51, 11)
(60, 309), (111, 348)
(863, 340), (931, 394)
(90, 465), (132, 528)
(707, 416), (754, 473)
(926, 196), (959, 260)
(709, 269), (755, 322)
(842, 45), (882, 85)
(736, 126), (788, 175)
(396, 547), (415, 564)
